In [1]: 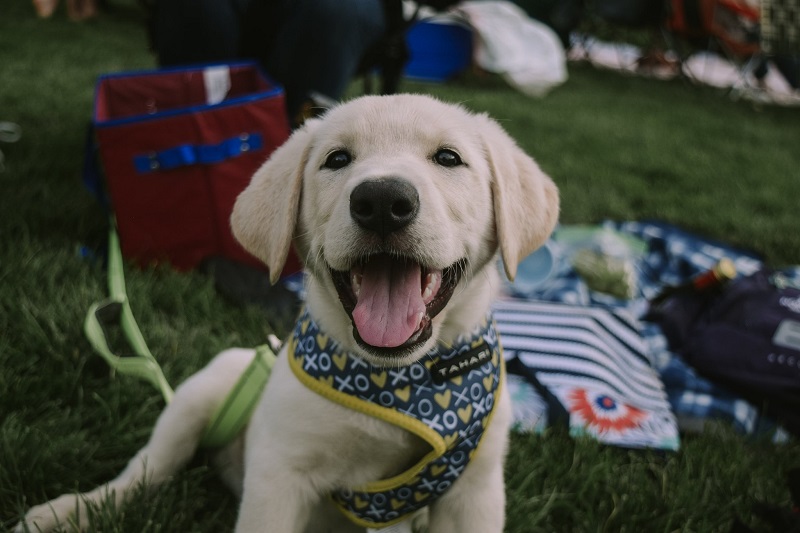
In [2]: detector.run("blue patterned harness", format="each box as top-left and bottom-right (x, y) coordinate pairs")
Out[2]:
(287, 310), (504, 528)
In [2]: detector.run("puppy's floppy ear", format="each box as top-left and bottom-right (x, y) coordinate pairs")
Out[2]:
(231, 121), (317, 284)
(479, 114), (560, 281)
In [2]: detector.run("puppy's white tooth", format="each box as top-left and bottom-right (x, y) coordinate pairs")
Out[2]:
(352, 273), (362, 298)
(422, 282), (433, 301)
(422, 272), (439, 301)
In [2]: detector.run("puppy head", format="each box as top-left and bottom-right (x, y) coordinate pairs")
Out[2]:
(232, 94), (558, 365)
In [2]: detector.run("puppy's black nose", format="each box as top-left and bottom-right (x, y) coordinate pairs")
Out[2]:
(350, 178), (419, 238)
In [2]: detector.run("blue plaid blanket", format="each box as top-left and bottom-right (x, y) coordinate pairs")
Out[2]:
(500, 220), (796, 444)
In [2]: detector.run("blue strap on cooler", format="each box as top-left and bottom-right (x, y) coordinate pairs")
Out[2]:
(133, 132), (264, 174)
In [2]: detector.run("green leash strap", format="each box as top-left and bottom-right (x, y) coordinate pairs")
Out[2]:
(84, 224), (276, 447)
(199, 344), (276, 448)
(84, 225), (174, 403)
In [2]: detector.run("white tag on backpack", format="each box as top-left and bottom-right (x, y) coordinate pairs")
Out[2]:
(367, 519), (413, 533)
(203, 65), (231, 105)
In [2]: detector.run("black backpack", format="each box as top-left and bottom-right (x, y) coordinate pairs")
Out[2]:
(648, 268), (800, 435)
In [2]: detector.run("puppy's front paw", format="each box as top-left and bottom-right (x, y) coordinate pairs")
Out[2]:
(15, 494), (85, 533)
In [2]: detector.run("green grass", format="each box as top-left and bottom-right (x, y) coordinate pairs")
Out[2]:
(2, 1), (800, 531)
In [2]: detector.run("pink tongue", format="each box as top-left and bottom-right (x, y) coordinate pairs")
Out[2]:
(352, 256), (425, 348)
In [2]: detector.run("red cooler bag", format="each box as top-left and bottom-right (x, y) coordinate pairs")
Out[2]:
(92, 61), (295, 273)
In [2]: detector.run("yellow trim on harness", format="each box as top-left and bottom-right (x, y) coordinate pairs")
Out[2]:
(338, 359), (506, 530)
(287, 334), (447, 464)
(287, 331), (506, 529)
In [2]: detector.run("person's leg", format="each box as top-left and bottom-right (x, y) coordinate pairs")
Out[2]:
(261, 0), (387, 118)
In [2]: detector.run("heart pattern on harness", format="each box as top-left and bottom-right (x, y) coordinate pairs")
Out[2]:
(288, 309), (503, 528)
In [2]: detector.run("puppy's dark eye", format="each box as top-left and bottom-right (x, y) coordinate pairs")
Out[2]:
(324, 150), (352, 169)
(433, 149), (463, 167)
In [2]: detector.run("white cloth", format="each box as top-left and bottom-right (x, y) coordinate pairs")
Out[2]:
(458, 0), (567, 97)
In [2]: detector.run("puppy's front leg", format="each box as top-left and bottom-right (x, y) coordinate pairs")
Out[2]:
(234, 463), (319, 533)
(232, 356), (329, 533)
(427, 455), (506, 533)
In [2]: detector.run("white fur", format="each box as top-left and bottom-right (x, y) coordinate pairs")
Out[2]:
(17, 94), (559, 533)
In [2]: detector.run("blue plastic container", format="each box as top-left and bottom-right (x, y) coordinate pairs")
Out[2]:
(404, 19), (473, 82)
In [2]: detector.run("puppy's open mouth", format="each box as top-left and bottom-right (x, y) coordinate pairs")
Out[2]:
(330, 254), (464, 357)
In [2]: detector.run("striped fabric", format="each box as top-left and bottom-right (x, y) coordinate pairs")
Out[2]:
(494, 298), (680, 450)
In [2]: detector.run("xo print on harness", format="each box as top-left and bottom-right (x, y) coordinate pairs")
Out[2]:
(288, 310), (504, 528)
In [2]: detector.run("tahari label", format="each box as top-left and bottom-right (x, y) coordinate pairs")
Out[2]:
(430, 344), (493, 384)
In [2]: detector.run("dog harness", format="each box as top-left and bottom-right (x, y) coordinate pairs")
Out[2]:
(287, 309), (504, 528)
